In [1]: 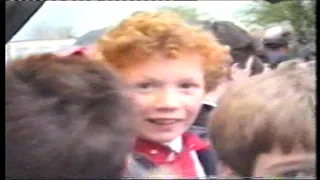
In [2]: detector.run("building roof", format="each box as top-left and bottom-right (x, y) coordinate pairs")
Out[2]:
(74, 27), (109, 46)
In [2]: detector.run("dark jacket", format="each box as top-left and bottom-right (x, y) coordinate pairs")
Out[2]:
(267, 50), (298, 69)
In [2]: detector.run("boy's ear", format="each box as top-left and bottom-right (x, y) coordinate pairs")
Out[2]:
(204, 79), (230, 104)
(90, 44), (104, 61)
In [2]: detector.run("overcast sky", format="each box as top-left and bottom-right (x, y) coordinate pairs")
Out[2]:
(11, 1), (254, 42)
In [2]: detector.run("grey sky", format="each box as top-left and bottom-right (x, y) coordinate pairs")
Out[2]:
(11, 1), (254, 42)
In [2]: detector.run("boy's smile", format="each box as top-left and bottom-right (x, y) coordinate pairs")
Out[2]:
(146, 118), (182, 125)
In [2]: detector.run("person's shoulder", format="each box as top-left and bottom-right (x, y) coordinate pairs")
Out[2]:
(279, 53), (298, 61)
(270, 53), (299, 69)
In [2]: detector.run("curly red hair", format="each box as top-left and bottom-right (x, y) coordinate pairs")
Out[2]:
(95, 12), (231, 91)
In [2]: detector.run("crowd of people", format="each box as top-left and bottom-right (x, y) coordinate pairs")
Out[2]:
(6, 11), (316, 179)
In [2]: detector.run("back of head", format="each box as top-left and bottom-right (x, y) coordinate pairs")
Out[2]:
(6, 54), (136, 178)
(208, 60), (315, 176)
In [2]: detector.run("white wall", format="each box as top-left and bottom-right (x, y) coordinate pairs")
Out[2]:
(6, 39), (76, 63)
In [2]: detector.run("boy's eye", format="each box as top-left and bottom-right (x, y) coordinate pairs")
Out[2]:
(179, 83), (197, 89)
(135, 83), (155, 90)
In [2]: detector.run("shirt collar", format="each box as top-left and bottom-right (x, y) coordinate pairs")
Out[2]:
(163, 136), (183, 153)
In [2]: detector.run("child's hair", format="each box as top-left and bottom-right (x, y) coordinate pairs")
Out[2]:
(6, 54), (136, 178)
(95, 11), (231, 92)
(208, 60), (315, 176)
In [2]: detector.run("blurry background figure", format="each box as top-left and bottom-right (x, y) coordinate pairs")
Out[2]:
(206, 54), (271, 106)
(191, 21), (271, 140)
(193, 52), (271, 135)
(298, 42), (316, 62)
(208, 60), (316, 178)
(208, 21), (267, 76)
(6, 54), (136, 178)
(262, 25), (298, 69)
(191, 21), (268, 130)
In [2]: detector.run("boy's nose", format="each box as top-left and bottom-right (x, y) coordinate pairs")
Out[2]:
(154, 89), (181, 111)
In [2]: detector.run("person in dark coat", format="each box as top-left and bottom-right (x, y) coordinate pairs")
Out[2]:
(262, 25), (299, 69)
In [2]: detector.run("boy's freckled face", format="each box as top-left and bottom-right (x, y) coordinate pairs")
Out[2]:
(120, 52), (205, 143)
